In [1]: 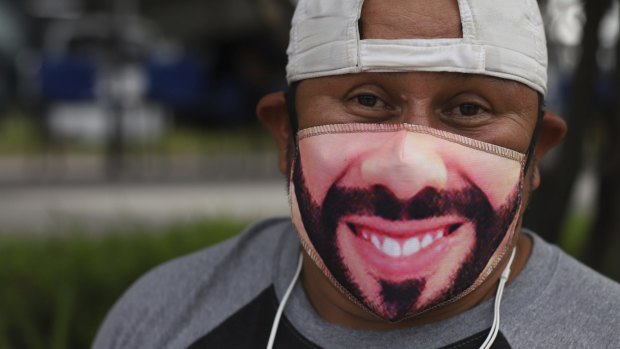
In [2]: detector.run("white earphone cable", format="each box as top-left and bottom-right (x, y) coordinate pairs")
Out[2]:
(267, 248), (516, 349)
(479, 247), (517, 349)
(267, 252), (303, 349)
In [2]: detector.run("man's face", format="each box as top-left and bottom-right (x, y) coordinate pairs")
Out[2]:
(290, 121), (526, 320)
(290, 71), (539, 320)
(271, 0), (546, 323)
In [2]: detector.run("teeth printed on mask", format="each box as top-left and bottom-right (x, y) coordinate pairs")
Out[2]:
(421, 234), (433, 248)
(371, 235), (381, 250)
(382, 237), (401, 257)
(435, 230), (444, 239)
(403, 237), (421, 256)
(351, 224), (450, 258)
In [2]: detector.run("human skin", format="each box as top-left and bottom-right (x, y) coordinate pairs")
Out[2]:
(257, 0), (567, 330)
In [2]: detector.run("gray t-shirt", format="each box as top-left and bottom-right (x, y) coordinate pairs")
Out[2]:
(93, 218), (620, 348)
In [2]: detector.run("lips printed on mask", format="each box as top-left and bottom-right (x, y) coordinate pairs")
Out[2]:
(288, 124), (525, 322)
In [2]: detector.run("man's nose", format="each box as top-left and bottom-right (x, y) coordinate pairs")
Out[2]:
(359, 131), (448, 200)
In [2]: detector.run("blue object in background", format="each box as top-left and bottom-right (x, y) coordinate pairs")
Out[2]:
(596, 73), (614, 109)
(39, 55), (97, 102)
(145, 55), (206, 108)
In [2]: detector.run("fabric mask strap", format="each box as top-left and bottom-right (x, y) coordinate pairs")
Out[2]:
(523, 94), (545, 174)
(284, 83), (300, 146)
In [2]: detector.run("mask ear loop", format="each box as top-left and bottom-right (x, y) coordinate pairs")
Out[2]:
(524, 94), (545, 174)
(284, 83), (300, 148)
(267, 86), (302, 348)
(267, 252), (303, 349)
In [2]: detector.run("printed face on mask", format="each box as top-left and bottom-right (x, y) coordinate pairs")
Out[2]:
(290, 124), (524, 321)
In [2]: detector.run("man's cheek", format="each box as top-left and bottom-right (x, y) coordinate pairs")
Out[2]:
(298, 141), (355, 204)
(441, 147), (522, 209)
(297, 130), (406, 204)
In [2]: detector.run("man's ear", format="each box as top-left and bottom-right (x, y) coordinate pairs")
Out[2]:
(257, 91), (292, 175)
(531, 111), (567, 190)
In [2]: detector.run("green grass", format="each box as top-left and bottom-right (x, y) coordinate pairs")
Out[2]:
(0, 111), (40, 154)
(0, 219), (248, 349)
(558, 212), (592, 258)
(0, 204), (609, 349)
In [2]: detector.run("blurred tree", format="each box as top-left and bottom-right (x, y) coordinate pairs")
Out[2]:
(255, 0), (295, 50)
(526, 0), (620, 280)
(585, 1), (620, 278)
(526, 0), (612, 242)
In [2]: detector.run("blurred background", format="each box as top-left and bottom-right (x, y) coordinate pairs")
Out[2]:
(0, 0), (618, 347)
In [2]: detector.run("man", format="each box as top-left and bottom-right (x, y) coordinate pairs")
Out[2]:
(94, 0), (620, 348)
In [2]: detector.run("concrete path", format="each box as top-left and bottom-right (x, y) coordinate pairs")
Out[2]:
(0, 153), (597, 234)
(0, 181), (290, 234)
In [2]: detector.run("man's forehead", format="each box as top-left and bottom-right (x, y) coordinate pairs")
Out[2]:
(360, 0), (462, 40)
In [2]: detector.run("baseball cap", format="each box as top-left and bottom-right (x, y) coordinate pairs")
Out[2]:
(285, 0), (547, 95)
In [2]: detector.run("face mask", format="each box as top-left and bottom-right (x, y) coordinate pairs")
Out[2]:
(289, 123), (526, 322)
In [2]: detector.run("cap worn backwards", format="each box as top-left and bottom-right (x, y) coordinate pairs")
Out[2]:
(286, 0), (548, 95)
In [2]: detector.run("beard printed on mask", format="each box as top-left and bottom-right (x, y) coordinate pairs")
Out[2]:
(292, 154), (520, 319)
(378, 279), (426, 320)
(291, 148), (521, 321)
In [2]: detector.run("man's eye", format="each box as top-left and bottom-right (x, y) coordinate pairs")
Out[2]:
(455, 103), (484, 117)
(355, 95), (385, 108)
